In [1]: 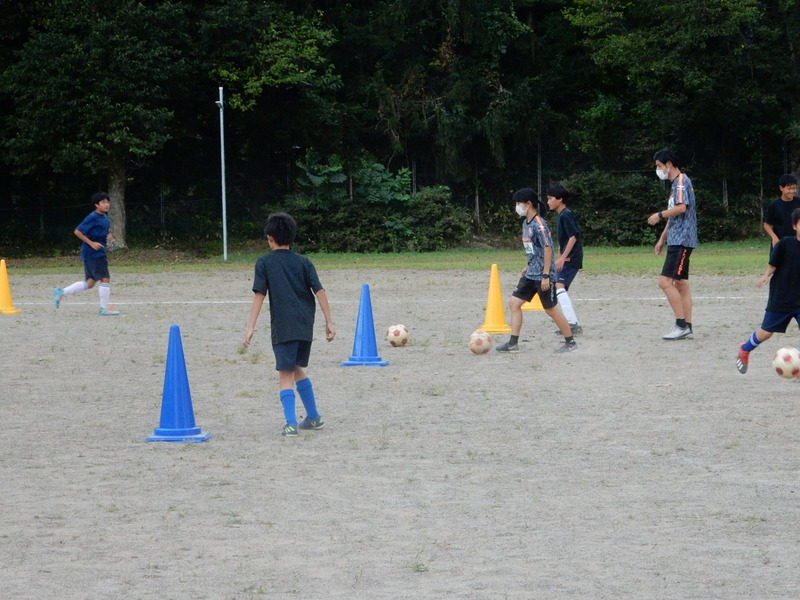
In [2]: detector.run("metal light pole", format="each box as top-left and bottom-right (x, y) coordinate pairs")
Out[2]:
(215, 87), (228, 261)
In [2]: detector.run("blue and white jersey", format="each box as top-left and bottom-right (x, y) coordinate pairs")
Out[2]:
(666, 173), (698, 248)
(522, 214), (555, 280)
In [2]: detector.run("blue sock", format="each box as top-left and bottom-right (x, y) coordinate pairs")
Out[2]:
(742, 332), (761, 353)
(296, 378), (320, 420)
(280, 389), (297, 425)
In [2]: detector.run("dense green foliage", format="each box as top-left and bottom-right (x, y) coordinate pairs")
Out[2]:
(1, 0), (797, 255)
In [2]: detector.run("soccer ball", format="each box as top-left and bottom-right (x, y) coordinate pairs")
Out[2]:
(386, 324), (410, 347)
(772, 346), (800, 379)
(468, 330), (493, 354)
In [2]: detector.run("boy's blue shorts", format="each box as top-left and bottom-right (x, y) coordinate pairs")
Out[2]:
(760, 310), (800, 334)
(272, 340), (312, 371)
(83, 256), (110, 282)
(556, 263), (580, 289)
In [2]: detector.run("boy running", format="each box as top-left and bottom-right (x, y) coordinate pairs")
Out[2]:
(737, 207), (800, 374)
(242, 212), (336, 436)
(53, 192), (120, 315)
(496, 188), (577, 354)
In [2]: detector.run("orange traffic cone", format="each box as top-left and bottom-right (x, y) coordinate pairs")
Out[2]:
(479, 264), (511, 334)
(0, 259), (22, 315)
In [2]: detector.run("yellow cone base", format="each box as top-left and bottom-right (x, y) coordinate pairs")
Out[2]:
(522, 294), (544, 311)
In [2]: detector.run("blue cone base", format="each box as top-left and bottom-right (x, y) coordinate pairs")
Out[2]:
(147, 428), (212, 443)
(341, 358), (389, 366)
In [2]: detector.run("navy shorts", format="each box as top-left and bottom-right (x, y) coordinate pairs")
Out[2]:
(272, 340), (312, 371)
(760, 310), (800, 334)
(83, 256), (110, 281)
(556, 263), (580, 289)
(511, 276), (558, 309)
(661, 246), (692, 280)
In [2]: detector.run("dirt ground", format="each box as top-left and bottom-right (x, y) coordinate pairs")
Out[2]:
(1, 264), (799, 599)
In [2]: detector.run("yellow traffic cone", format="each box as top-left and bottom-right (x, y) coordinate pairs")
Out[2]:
(0, 259), (22, 314)
(479, 264), (511, 333)
(522, 293), (544, 311)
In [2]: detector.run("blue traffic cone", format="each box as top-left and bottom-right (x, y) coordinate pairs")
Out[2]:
(341, 283), (389, 366)
(147, 325), (212, 442)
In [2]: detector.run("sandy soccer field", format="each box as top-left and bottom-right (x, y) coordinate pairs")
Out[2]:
(1, 265), (799, 599)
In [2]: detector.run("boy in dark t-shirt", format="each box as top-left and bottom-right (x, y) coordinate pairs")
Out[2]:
(242, 212), (336, 436)
(737, 207), (800, 374)
(547, 183), (583, 334)
(763, 173), (800, 248)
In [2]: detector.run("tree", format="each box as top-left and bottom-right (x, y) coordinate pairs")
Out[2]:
(3, 0), (186, 247)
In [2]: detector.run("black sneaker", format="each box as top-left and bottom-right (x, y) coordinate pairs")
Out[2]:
(495, 342), (520, 353)
(554, 324), (582, 335)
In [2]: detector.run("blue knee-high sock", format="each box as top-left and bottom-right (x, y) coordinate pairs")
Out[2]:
(296, 378), (320, 420)
(280, 389), (297, 425)
(742, 332), (762, 353)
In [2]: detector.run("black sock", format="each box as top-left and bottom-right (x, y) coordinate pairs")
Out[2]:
(686, 322), (693, 332)
(510, 335), (519, 345)
(565, 336), (575, 344)
(676, 318), (687, 329)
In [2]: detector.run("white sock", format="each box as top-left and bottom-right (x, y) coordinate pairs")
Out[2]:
(556, 288), (578, 325)
(63, 281), (88, 295)
(98, 283), (111, 309)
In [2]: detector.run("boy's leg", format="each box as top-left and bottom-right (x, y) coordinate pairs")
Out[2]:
(496, 296), (525, 352)
(555, 284), (579, 326)
(278, 369), (298, 434)
(676, 279), (692, 325)
(295, 367), (324, 428)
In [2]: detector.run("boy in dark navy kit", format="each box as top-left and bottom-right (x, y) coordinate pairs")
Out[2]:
(763, 174), (800, 248)
(495, 188), (577, 354)
(242, 212), (336, 436)
(737, 207), (800, 374)
(53, 192), (120, 315)
(547, 183), (583, 335)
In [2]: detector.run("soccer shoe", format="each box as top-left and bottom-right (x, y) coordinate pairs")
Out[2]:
(553, 324), (583, 335)
(282, 423), (298, 437)
(53, 287), (64, 308)
(662, 325), (691, 340)
(555, 341), (577, 353)
(736, 344), (749, 374)
(299, 416), (325, 430)
(98, 306), (120, 316)
(495, 342), (520, 353)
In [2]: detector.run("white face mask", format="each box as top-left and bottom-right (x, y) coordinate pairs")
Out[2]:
(656, 168), (669, 181)
(515, 204), (528, 217)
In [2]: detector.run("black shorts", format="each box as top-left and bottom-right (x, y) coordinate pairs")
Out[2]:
(661, 246), (692, 280)
(272, 340), (312, 371)
(83, 256), (110, 281)
(511, 276), (558, 309)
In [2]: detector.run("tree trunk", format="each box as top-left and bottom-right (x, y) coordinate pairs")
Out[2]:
(107, 155), (127, 249)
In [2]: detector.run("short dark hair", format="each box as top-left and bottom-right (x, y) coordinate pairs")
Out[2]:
(779, 173), (798, 188)
(792, 207), (800, 227)
(91, 192), (110, 205)
(547, 183), (570, 203)
(653, 148), (680, 167)
(264, 212), (297, 245)
(512, 188), (546, 215)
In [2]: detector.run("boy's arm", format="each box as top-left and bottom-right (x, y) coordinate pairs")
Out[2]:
(756, 265), (776, 288)
(556, 235), (577, 270)
(541, 245), (553, 291)
(315, 289), (336, 341)
(74, 228), (104, 251)
(242, 293), (266, 348)
(763, 222), (779, 246)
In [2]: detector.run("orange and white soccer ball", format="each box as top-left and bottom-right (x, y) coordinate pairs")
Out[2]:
(386, 324), (410, 347)
(468, 330), (493, 354)
(772, 346), (800, 379)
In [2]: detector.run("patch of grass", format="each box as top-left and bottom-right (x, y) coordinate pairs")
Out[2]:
(4, 239), (770, 275)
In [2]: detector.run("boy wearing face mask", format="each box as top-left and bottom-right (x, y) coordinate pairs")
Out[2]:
(647, 148), (698, 340)
(495, 187), (577, 354)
